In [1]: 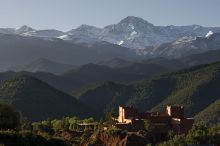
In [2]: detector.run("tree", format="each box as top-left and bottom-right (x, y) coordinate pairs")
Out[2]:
(186, 123), (209, 145)
(32, 120), (54, 136)
(60, 117), (70, 131)
(83, 117), (94, 124)
(105, 110), (116, 126)
(20, 117), (31, 131)
(0, 102), (21, 130)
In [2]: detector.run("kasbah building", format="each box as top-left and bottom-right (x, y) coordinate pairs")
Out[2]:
(115, 105), (194, 142)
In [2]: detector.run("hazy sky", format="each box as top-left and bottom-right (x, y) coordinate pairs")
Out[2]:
(0, 0), (219, 31)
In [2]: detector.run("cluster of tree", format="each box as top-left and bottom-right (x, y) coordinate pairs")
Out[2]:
(0, 102), (101, 146)
(2, 101), (220, 146)
(32, 117), (98, 133)
(0, 102), (70, 146)
(158, 123), (220, 146)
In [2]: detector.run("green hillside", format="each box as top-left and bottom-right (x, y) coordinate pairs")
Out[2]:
(0, 75), (94, 121)
(151, 62), (220, 116)
(76, 61), (220, 121)
(195, 98), (220, 125)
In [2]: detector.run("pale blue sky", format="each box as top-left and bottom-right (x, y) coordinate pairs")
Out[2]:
(0, 0), (219, 31)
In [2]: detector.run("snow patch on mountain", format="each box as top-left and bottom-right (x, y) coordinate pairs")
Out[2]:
(118, 40), (124, 45)
(173, 36), (196, 45)
(205, 31), (214, 38)
(58, 35), (72, 40)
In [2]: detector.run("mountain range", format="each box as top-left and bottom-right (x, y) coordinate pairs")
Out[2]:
(2, 16), (220, 49)
(141, 33), (220, 58)
(0, 61), (171, 94)
(1, 16), (220, 125)
(0, 33), (137, 70)
(1, 45), (220, 94)
(1, 16), (220, 72)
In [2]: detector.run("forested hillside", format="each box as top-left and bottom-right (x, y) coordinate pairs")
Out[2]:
(0, 75), (95, 121)
(76, 61), (220, 121)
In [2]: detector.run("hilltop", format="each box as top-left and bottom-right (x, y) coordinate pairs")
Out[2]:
(0, 75), (94, 121)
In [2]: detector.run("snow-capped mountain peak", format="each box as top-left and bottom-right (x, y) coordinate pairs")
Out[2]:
(1, 16), (220, 52)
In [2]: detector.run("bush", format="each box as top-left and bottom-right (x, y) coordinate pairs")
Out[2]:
(107, 127), (123, 136)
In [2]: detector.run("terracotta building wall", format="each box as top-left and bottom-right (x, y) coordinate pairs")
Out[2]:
(166, 106), (184, 119)
(118, 106), (137, 123)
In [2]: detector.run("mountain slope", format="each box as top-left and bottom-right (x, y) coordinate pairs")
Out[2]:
(142, 47), (220, 70)
(0, 75), (94, 121)
(142, 57), (188, 70)
(97, 58), (133, 68)
(0, 71), (82, 93)
(0, 33), (138, 71)
(180, 49), (220, 66)
(63, 63), (145, 84)
(195, 98), (220, 125)
(76, 61), (220, 119)
(150, 62), (220, 116)
(141, 33), (220, 58)
(63, 62), (170, 85)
